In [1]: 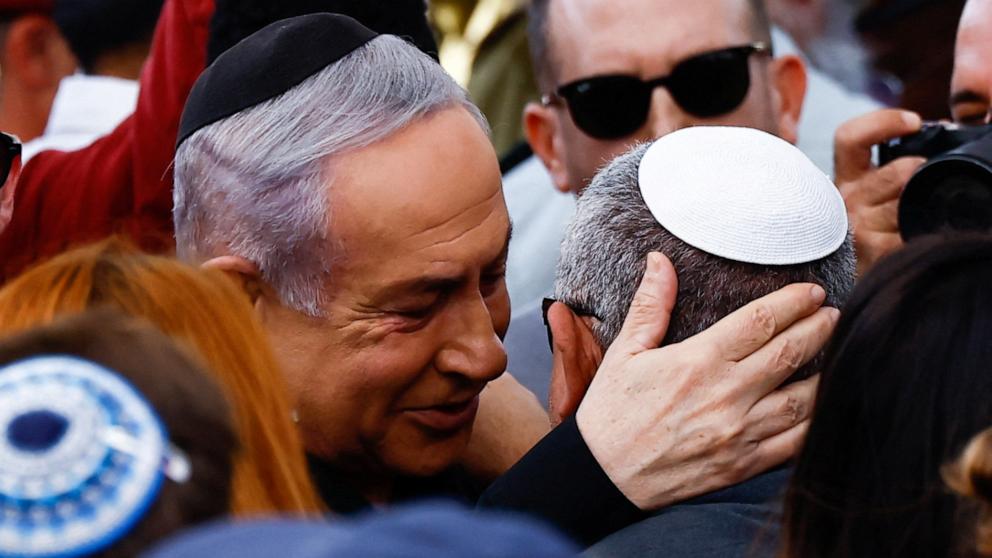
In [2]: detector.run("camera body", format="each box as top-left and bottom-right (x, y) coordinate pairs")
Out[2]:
(878, 122), (992, 166)
(876, 122), (992, 240)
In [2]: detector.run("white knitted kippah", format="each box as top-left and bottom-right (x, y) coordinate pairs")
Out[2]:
(638, 126), (848, 265)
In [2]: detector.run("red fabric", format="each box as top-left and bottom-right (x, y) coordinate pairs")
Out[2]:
(0, 0), (214, 282)
(0, 1), (53, 13)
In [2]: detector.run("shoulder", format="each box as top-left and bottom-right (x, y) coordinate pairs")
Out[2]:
(585, 501), (781, 558)
(585, 469), (790, 558)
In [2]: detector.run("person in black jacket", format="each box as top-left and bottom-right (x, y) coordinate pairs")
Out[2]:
(172, 13), (835, 546)
(545, 130), (855, 556)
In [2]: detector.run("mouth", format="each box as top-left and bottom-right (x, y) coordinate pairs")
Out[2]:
(404, 396), (481, 434)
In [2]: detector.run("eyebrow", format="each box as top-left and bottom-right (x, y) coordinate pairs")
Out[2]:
(380, 223), (514, 296)
(950, 89), (989, 107)
(490, 222), (513, 269)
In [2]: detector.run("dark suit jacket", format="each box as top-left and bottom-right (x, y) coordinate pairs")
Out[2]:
(582, 467), (790, 557)
(478, 417), (644, 546)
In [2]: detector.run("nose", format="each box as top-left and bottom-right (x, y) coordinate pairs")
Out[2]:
(434, 293), (507, 384)
(645, 87), (691, 140)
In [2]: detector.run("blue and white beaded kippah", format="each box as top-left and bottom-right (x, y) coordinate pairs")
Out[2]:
(638, 126), (849, 265)
(0, 356), (189, 558)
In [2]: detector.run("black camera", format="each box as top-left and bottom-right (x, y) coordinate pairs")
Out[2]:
(877, 122), (992, 240)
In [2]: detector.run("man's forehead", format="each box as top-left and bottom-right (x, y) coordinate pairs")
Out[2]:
(957, 0), (992, 53)
(547, 0), (753, 83)
(953, 0), (992, 91)
(327, 107), (507, 271)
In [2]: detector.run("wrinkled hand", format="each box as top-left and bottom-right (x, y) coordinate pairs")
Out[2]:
(576, 252), (837, 510)
(835, 109), (925, 276)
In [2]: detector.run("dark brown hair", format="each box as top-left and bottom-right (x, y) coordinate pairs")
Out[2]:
(946, 427), (992, 556)
(780, 234), (992, 558)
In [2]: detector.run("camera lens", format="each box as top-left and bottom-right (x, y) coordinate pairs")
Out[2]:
(928, 175), (992, 233)
(899, 133), (992, 240)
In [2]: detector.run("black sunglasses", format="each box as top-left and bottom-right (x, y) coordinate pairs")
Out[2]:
(542, 43), (772, 140)
(0, 132), (21, 192)
(541, 297), (603, 353)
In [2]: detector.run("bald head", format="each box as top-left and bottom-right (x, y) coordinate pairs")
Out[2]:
(950, 0), (992, 124)
(527, 0), (772, 91)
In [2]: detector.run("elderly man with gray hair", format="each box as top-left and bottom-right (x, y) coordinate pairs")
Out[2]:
(172, 13), (839, 545)
(546, 127), (856, 556)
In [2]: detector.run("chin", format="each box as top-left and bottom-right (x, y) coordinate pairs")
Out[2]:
(382, 425), (473, 477)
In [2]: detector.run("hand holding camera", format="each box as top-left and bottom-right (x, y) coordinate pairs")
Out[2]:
(878, 122), (992, 240)
(834, 109), (925, 277)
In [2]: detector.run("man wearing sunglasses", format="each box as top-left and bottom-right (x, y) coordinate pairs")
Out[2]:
(524, 0), (805, 197)
(502, 0), (807, 400)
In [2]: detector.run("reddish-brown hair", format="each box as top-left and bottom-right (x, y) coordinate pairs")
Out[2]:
(946, 428), (992, 556)
(0, 238), (323, 516)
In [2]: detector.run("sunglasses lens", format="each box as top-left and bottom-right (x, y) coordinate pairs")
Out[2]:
(0, 159), (9, 190)
(563, 76), (651, 140)
(668, 48), (752, 118)
(0, 135), (19, 192)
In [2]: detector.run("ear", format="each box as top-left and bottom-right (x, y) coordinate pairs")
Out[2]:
(201, 256), (268, 306)
(524, 101), (572, 194)
(767, 54), (807, 145)
(547, 301), (604, 426)
(4, 16), (75, 88)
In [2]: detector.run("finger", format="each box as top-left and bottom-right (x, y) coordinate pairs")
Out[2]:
(863, 197), (901, 233)
(693, 283), (826, 362)
(741, 419), (810, 479)
(880, 155), (927, 190)
(743, 374), (818, 442)
(610, 252), (678, 356)
(846, 156), (926, 206)
(835, 109), (922, 183)
(738, 306), (839, 399)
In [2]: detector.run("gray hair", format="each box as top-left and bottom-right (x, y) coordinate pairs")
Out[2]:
(174, 35), (488, 316)
(554, 143), (855, 377)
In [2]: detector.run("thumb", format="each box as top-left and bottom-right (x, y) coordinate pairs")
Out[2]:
(834, 109), (922, 183)
(612, 252), (678, 356)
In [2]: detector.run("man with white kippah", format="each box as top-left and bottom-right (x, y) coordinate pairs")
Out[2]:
(543, 127), (855, 557)
(174, 13), (839, 545)
(501, 0), (883, 403)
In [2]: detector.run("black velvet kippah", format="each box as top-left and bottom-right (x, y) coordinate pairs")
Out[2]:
(177, 13), (377, 147)
(206, 0), (436, 65)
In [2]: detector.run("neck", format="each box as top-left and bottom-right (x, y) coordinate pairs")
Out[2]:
(356, 474), (395, 506)
(309, 451), (396, 508)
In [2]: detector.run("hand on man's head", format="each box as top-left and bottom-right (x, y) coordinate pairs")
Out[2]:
(834, 109), (926, 277)
(576, 252), (837, 510)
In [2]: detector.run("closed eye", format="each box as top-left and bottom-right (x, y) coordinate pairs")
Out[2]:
(480, 268), (506, 297)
